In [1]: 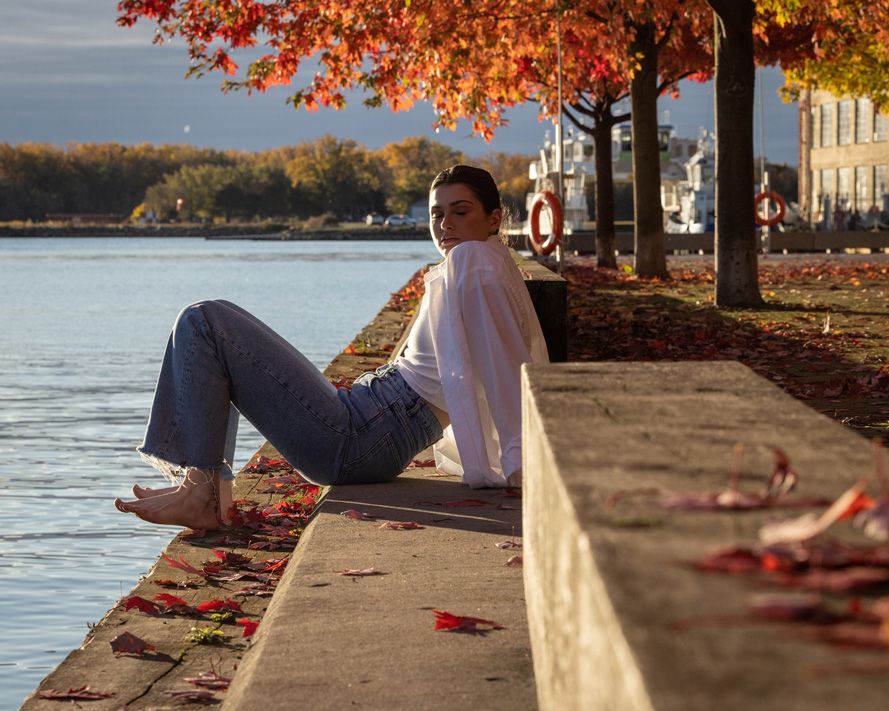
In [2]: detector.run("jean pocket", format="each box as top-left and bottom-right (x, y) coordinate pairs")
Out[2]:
(340, 431), (403, 484)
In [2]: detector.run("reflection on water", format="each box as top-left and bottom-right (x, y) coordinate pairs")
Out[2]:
(0, 237), (438, 709)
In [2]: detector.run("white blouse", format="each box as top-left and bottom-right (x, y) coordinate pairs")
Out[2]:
(406, 238), (549, 489)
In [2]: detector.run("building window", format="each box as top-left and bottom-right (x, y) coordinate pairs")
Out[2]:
(876, 165), (888, 206)
(855, 166), (869, 211)
(838, 167), (851, 209)
(876, 112), (888, 142)
(838, 100), (852, 145)
(811, 171), (819, 222)
(855, 98), (871, 143)
(811, 105), (819, 148)
(821, 104), (834, 147)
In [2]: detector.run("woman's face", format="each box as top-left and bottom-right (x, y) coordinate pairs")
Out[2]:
(429, 182), (502, 258)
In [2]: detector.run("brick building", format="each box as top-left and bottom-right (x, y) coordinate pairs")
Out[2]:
(799, 89), (889, 229)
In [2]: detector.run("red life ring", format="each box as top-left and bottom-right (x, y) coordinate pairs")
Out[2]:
(869, 205), (880, 215)
(529, 190), (563, 256)
(754, 191), (786, 227)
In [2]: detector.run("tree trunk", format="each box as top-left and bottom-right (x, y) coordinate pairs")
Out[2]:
(630, 22), (669, 279)
(592, 114), (618, 269)
(708, 0), (763, 306)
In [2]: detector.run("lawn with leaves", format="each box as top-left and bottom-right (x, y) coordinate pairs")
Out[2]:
(564, 255), (889, 443)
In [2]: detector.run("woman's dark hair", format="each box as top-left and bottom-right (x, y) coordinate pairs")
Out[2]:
(429, 164), (502, 216)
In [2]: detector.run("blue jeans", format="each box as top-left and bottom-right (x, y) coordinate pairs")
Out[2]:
(138, 300), (443, 486)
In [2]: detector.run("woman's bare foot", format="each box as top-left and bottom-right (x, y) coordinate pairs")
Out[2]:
(133, 483), (177, 499)
(115, 470), (233, 529)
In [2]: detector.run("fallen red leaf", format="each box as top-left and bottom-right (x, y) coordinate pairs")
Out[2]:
(197, 598), (243, 613)
(432, 610), (504, 632)
(237, 618), (260, 637)
(185, 669), (232, 690)
(110, 631), (155, 655)
(124, 595), (159, 615)
(164, 689), (217, 699)
(153, 593), (192, 612)
(407, 458), (436, 468)
(340, 509), (378, 520)
(376, 521), (424, 530)
(336, 568), (388, 576)
(39, 686), (114, 700)
(155, 578), (199, 588)
(162, 552), (207, 577)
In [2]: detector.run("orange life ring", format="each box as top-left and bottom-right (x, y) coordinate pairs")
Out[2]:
(529, 190), (563, 256)
(754, 191), (786, 227)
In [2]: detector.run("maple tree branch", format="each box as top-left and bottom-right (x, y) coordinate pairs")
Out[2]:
(657, 70), (697, 95)
(584, 0), (618, 25)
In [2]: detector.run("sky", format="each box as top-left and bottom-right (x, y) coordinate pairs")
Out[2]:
(1, 0), (800, 166)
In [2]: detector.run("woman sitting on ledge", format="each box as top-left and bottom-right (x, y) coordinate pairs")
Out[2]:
(115, 165), (549, 530)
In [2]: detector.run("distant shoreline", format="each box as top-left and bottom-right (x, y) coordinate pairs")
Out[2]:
(0, 224), (430, 240)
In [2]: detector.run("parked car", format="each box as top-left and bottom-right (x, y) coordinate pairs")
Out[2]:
(384, 214), (417, 227)
(365, 213), (384, 225)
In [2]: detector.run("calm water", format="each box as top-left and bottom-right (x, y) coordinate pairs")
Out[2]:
(0, 237), (440, 710)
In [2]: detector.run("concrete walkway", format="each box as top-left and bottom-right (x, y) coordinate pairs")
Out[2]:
(224, 463), (534, 711)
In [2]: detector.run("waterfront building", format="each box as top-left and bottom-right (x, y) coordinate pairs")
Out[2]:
(799, 89), (889, 230)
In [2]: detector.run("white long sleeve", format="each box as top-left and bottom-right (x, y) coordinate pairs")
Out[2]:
(424, 240), (548, 488)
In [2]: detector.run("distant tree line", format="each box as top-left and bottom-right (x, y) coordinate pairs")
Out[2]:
(0, 137), (534, 224)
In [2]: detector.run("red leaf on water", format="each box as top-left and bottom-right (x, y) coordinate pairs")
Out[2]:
(124, 595), (159, 615)
(376, 521), (424, 530)
(237, 618), (260, 637)
(432, 610), (504, 632)
(39, 686), (114, 700)
(110, 631), (155, 655)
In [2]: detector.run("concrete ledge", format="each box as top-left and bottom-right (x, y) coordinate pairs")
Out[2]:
(516, 252), (567, 362)
(223, 468), (535, 711)
(522, 361), (885, 711)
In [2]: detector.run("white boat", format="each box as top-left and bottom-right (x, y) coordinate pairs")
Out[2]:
(664, 136), (716, 234)
(524, 125), (701, 236)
